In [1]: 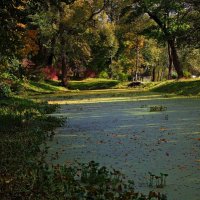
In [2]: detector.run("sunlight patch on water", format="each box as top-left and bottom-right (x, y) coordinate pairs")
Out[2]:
(48, 94), (186, 105)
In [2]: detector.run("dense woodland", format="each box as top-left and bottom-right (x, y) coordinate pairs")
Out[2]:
(0, 0), (200, 91)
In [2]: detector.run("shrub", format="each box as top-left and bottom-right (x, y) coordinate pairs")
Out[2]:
(118, 72), (128, 82)
(10, 82), (25, 94)
(0, 83), (12, 98)
(0, 72), (25, 95)
(99, 71), (109, 79)
(183, 70), (191, 78)
(112, 72), (128, 82)
(171, 72), (178, 79)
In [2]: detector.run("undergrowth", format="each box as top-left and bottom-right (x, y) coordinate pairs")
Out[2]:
(0, 97), (63, 199)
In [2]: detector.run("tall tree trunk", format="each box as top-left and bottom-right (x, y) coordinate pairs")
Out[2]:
(60, 39), (68, 87)
(61, 52), (68, 87)
(134, 37), (139, 81)
(58, 4), (68, 87)
(147, 12), (184, 79)
(168, 39), (183, 79)
(157, 69), (160, 81)
(47, 36), (56, 66)
(167, 42), (173, 79)
(152, 67), (156, 82)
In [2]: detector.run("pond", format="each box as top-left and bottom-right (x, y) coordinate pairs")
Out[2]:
(47, 91), (200, 200)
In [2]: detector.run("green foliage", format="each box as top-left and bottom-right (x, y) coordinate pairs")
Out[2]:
(120, 0), (200, 78)
(0, 97), (58, 132)
(109, 58), (131, 82)
(171, 71), (178, 79)
(0, 1), (27, 59)
(142, 39), (168, 76)
(180, 48), (200, 75)
(86, 13), (119, 73)
(32, 161), (134, 199)
(99, 71), (109, 79)
(0, 95), (63, 198)
(0, 83), (12, 98)
(118, 72), (128, 82)
(183, 71), (191, 78)
(0, 57), (21, 78)
(1, 0), (200, 84)
(0, 57), (25, 95)
(113, 72), (128, 82)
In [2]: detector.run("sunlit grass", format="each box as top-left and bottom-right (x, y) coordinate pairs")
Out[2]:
(151, 78), (200, 96)
(48, 90), (186, 105)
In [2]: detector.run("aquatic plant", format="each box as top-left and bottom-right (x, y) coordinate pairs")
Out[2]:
(150, 105), (167, 112)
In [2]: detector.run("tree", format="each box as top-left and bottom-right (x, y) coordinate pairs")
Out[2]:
(142, 39), (168, 81)
(180, 48), (200, 76)
(0, 0), (30, 61)
(181, 0), (200, 47)
(85, 11), (119, 76)
(121, 0), (199, 78)
(115, 30), (145, 81)
(29, 0), (112, 86)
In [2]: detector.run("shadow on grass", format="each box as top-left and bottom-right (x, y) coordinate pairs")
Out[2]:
(151, 80), (200, 95)
(68, 80), (120, 90)
(30, 81), (59, 91)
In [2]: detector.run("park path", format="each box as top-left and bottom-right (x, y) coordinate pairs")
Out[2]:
(48, 90), (200, 200)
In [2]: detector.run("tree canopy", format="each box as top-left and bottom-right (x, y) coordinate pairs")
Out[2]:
(0, 0), (200, 85)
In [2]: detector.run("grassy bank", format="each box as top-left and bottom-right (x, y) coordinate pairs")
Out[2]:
(22, 80), (68, 94)
(0, 95), (63, 199)
(68, 78), (120, 90)
(15, 78), (200, 97)
(0, 80), (64, 199)
(151, 79), (200, 96)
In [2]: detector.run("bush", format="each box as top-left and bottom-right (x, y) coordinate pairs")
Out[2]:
(0, 72), (25, 95)
(0, 83), (12, 98)
(99, 71), (109, 79)
(171, 72), (178, 79)
(183, 71), (191, 78)
(118, 72), (128, 82)
(10, 82), (25, 94)
(128, 74), (133, 81)
(112, 72), (128, 82)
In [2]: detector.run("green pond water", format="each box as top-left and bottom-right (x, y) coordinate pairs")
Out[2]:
(48, 91), (200, 200)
